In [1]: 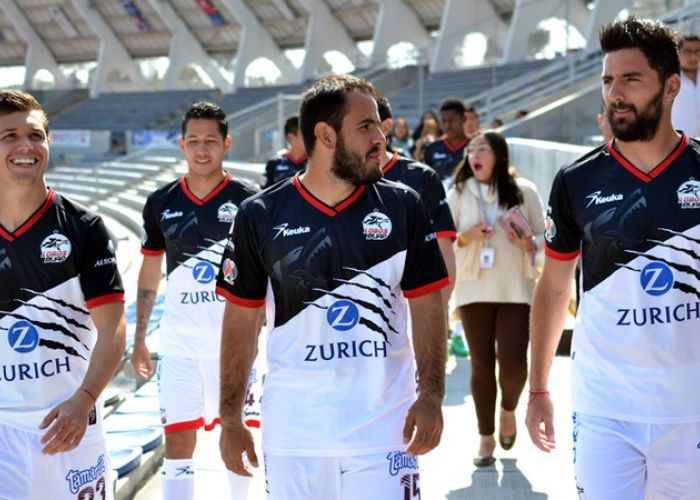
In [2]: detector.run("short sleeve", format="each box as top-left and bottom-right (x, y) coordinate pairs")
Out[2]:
(79, 217), (125, 308)
(215, 204), (268, 307)
(544, 168), (581, 260)
(421, 168), (456, 239)
(141, 197), (165, 255)
(401, 194), (450, 298)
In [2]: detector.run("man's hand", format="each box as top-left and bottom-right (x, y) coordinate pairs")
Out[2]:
(220, 421), (258, 477)
(131, 340), (154, 379)
(39, 390), (94, 455)
(403, 396), (443, 456)
(525, 393), (556, 452)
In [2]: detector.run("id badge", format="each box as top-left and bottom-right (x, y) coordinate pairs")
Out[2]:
(480, 247), (495, 269)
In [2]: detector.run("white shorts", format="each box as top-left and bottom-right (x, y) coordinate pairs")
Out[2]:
(157, 355), (263, 433)
(0, 423), (113, 500)
(264, 451), (420, 500)
(572, 412), (700, 500)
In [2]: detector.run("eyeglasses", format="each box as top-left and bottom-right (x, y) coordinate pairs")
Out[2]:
(466, 146), (492, 155)
(681, 49), (700, 56)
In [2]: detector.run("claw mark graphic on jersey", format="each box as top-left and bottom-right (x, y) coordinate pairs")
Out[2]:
(13, 300), (91, 332)
(332, 278), (396, 310)
(38, 338), (87, 359)
(0, 310), (88, 350)
(619, 250), (700, 300)
(20, 288), (89, 316)
(342, 266), (397, 298)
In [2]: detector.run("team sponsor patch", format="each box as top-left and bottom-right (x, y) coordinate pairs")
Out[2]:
(222, 258), (238, 284)
(218, 201), (238, 223)
(362, 210), (392, 240)
(544, 215), (556, 243)
(40, 232), (72, 263)
(584, 190), (623, 208)
(160, 209), (183, 221)
(273, 222), (311, 239)
(386, 451), (419, 476)
(65, 454), (106, 495)
(677, 178), (700, 209)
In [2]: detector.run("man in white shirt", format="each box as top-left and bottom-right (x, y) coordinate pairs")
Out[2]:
(671, 35), (700, 137)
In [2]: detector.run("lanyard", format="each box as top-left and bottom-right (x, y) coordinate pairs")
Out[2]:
(476, 182), (499, 229)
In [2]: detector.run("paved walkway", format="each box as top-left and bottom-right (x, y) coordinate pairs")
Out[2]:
(134, 354), (576, 500)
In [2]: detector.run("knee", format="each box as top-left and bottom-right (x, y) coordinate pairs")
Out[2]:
(165, 430), (197, 458)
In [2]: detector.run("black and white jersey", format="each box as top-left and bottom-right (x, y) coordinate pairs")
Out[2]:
(423, 137), (468, 181)
(0, 191), (124, 437)
(141, 174), (258, 358)
(545, 135), (700, 422)
(263, 152), (307, 188)
(383, 152), (457, 240)
(216, 174), (449, 455)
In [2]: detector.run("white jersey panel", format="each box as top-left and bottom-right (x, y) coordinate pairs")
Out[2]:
(572, 224), (700, 423)
(159, 240), (228, 358)
(261, 251), (416, 456)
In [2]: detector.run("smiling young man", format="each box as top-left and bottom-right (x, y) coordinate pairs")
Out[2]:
(131, 102), (259, 500)
(526, 18), (700, 499)
(423, 97), (469, 184)
(0, 90), (126, 499)
(216, 74), (450, 499)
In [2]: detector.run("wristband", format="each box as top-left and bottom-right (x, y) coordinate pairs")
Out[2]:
(457, 233), (469, 246)
(528, 389), (549, 404)
(78, 387), (97, 404)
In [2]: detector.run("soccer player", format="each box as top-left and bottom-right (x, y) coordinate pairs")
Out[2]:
(217, 74), (450, 499)
(263, 116), (307, 188)
(0, 90), (126, 499)
(423, 97), (469, 183)
(130, 102), (259, 500)
(526, 17), (700, 499)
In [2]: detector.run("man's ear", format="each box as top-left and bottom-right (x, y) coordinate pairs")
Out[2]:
(224, 134), (232, 151)
(666, 74), (681, 100)
(178, 136), (186, 153)
(380, 118), (393, 136)
(315, 122), (336, 149)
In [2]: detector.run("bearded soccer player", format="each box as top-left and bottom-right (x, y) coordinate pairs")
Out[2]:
(0, 90), (126, 499)
(526, 17), (700, 499)
(130, 102), (259, 500)
(217, 74), (449, 499)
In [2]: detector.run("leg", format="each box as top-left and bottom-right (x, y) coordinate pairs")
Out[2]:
(645, 420), (700, 499)
(573, 413), (646, 500)
(342, 451), (420, 500)
(264, 454), (340, 500)
(460, 303), (498, 462)
(0, 424), (35, 499)
(494, 303), (530, 448)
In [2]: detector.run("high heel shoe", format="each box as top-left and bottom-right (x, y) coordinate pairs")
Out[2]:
(473, 455), (496, 467)
(499, 432), (516, 450)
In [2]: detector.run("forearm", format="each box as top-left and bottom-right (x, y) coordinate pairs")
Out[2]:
(437, 238), (455, 306)
(82, 302), (126, 398)
(220, 304), (262, 425)
(135, 255), (163, 341)
(409, 292), (446, 401)
(529, 279), (571, 390)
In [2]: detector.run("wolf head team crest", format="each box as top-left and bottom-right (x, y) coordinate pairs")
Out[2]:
(677, 178), (700, 209)
(218, 201), (238, 223)
(362, 210), (392, 240)
(40, 232), (72, 263)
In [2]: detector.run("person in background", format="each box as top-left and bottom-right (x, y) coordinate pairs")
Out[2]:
(131, 101), (260, 500)
(412, 109), (441, 143)
(412, 116), (441, 162)
(464, 106), (481, 142)
(448, 130), (545, 467)
(263, 116), (307, 188)
(596, 107), (614, 143)
(424, 98), (469, 183)
(671, 34), (700, 138)
(391, 117), (413, 156)
(0, 90), (126, 499)
(490, 118), (504, 129)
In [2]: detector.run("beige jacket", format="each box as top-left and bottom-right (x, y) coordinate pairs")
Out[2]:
(447, 176), (546, 308)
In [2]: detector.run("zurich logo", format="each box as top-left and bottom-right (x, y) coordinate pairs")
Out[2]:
(639, 262), (674, 296)
(8, 320), (39, 353)
(326, 300), (359, 331)
(192, 262), (216, 284)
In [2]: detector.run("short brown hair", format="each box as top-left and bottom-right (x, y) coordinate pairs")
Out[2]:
(0, 90), (49, 133)
(599, 17), (680, 82)
(299, 74), (376, 154)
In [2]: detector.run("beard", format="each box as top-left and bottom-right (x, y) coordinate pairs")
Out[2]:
(331, 134), (383, 185)
(607, 86), (664, 142)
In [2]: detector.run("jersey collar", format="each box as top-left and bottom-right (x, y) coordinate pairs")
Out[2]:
(292, 173), (366, 217)
(608, 134), (688, 183)
(286, 152), (308, 166)
(382, 151), (400, 174)
(442, 136), (468, 154)
(0, 189), (56, 242)
(180, 172), (231, 206)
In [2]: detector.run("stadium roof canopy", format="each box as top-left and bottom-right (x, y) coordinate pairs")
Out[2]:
(0, 0), (682, 93)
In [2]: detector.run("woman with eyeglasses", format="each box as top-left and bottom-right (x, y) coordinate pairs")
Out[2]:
(447, 130), (546, 467)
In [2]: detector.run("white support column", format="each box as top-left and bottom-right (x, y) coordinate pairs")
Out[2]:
(432, 0), (508, 72)
(298, 0), (365, 81)
(71, 0), (150, 97)
(584, 0), (628, 51)
(1, 0), (69, 90)
(146, 0), (230, 91)
(219, 0), (299, 90)
(504, 0), (591, 62)
(371, 0), (432, 66)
